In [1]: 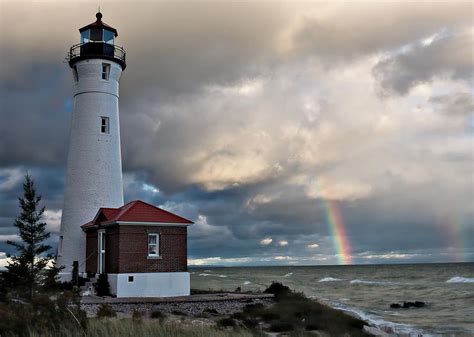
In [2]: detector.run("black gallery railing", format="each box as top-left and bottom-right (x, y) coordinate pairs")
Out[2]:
(68, 42), (126, 66)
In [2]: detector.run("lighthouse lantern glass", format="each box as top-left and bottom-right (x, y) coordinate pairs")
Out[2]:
(104, 30), (114, 45)
(81, 30), (90, 44)
(90, 29), (102, 42)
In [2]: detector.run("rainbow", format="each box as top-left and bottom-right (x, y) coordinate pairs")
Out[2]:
(316, 179), (353, 265)
(445, 217), (468, 263)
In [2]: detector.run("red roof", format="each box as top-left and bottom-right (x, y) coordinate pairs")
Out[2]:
(81, 200), (193, 229)
(79, 12), (118, 36)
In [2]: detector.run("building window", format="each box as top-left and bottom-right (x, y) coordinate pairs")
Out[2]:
(102, 63), (110, 80)
(128, 276), (134, 282)
(72, 66), (79, 82)
(148, 233), (159, 257)
(100, 117), (109, 134)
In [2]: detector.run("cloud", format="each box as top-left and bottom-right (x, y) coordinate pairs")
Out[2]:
(278, 2), (472, 61)
(44, 210), (62, 233)
(0, 252), (10, 270)
(373, 30), (473, 95)
(260, 238), (273, 246)
(0, 235), (20, 242)
(0, 1), (472, 265)
(307, 244), (320, 249)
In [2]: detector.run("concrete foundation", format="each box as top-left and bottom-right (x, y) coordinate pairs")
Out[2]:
(108, 272), (190, 298)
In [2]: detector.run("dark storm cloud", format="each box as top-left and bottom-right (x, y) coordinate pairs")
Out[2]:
(0, 59), (71, 166)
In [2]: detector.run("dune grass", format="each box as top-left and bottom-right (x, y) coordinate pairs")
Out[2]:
(24, 319), (258, 337)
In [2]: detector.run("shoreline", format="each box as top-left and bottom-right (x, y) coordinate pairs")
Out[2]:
(81, 291), (401, 336)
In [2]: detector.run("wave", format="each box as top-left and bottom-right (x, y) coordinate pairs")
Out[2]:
(198, 273), (227, 278)
(326, 301), (426, 337)
(283, 272), (293, 277)
(319, 277), (343, 282)
(243, 281), (251, 285)
(350, 279), (398, 285)
(446, 276), (474, 283)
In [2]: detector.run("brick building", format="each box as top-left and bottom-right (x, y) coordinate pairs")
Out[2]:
(81, 200), (193, 297)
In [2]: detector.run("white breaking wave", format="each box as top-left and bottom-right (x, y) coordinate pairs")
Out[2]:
(243, 281), (251, 285)
(446, 276), (474, 283)
(283, 272), (293, 277)
(325, 300), (427, 337)
(319, 277), (343, 282)
(350, 279), (398, 285)
(199, 273), (227, 278)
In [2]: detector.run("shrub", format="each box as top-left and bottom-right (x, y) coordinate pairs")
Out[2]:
(305, 323), (320, 331)
(96, 304), (116, 318)
(171, 310), (187, 316)
(269, 321), (294, 332)
(132, 310), (143, 321)
(264, 282), (291, 299)
(217, 317), (238, 328)
(242, 303), (264, 314)
(203, 308), (219, 314)
(260, 312), (280, 321)
(150, 310), (165, 320)
(94, 274), (111, 297)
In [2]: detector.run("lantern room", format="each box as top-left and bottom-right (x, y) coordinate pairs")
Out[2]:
(68, 12), (126, 70)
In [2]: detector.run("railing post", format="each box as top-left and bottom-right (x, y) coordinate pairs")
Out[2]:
(72, 260), (79, 286)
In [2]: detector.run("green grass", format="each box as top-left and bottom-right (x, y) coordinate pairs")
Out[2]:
(24, 319), (259, 337)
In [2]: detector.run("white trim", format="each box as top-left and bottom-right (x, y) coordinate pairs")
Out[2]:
(98, 230), (106, 274)
(99, 221), (192, 227)
(117, 221), (192, 226)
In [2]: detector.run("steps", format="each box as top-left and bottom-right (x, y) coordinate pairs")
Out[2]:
(80, 277), (97, 297)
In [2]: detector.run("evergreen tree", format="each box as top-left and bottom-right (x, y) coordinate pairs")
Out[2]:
(0, 174), (87, 336)
(4, 174), (55, 300)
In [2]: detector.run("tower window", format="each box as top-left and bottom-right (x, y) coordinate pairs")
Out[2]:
(102, 63), (110, 80)
(100, 117), (109, 134)
(72, 66), (79, 82)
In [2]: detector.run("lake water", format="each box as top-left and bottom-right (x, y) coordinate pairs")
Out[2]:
(190, 263), (474, 336)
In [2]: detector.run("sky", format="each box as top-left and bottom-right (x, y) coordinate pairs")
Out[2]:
(0, 0), (473, 268)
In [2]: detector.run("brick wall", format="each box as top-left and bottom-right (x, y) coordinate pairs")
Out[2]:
(85, 225), (188, 274)
(85, 231), (97, 274)
(105, 227), (120, 273)
(117, 225), (187, 273)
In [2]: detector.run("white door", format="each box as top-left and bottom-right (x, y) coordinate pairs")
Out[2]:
(98, 231), (105, 274)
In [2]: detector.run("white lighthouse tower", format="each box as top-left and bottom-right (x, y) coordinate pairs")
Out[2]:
(57, 12), (126, 278)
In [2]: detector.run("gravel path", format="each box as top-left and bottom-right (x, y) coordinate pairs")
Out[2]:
(81, 293), (274, 317)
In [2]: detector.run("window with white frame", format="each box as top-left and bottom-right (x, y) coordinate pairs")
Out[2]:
(100, 116), (109, 134)
(148, 233), (159, 257)
(101, 63), (110, 80)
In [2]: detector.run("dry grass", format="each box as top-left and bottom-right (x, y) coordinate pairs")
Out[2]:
(25, 319), (258, 337)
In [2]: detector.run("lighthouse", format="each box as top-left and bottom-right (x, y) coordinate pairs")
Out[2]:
(57, 12), (126, 278)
